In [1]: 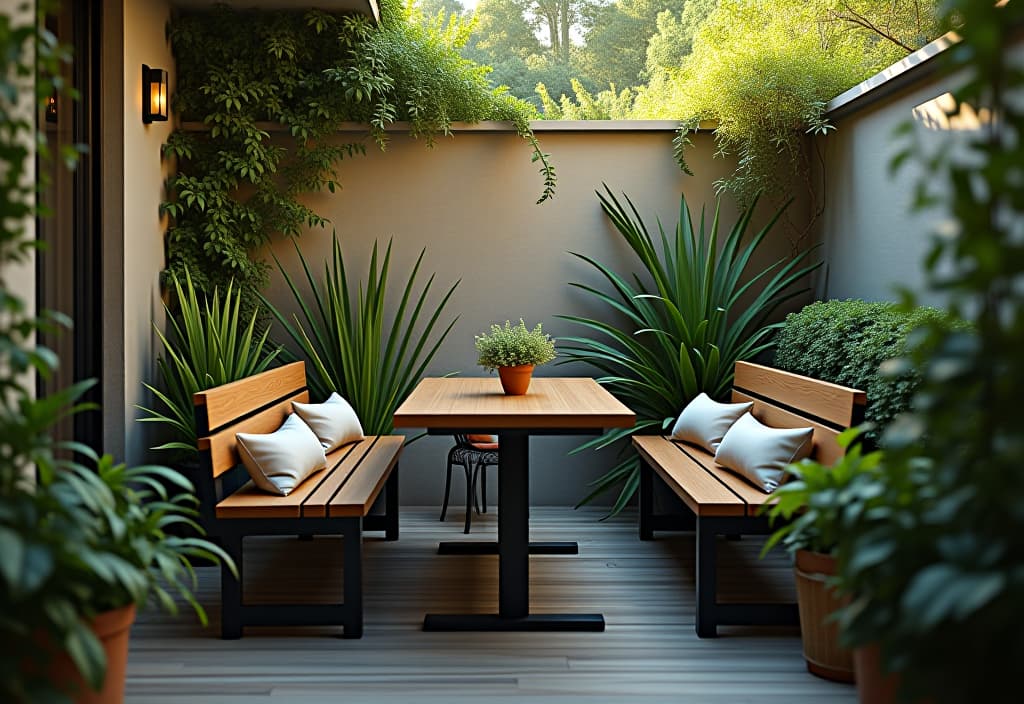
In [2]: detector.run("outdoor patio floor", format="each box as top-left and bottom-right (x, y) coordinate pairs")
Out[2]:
(125, 506), (857, 703)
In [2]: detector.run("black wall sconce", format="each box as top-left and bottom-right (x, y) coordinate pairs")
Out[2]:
(45, 91), (57, 124)
(142, 64), (168, 123)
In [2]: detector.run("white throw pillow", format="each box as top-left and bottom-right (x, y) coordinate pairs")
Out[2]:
(671, 392), (753, 453)
(292, 392), (364, 452)
(714, 412), (814, 493)
(236, 413), (327, 496)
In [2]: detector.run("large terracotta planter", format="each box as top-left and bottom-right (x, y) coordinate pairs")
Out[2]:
(50, 603), (137, 704)
(498, 364), (534, 395)
(794, 550), (855, 683)
(853, 644), (899, 704)
(853, 644), (934, 704)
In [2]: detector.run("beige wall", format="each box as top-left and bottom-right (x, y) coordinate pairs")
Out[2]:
(1, 0), (36, 324)
(815, 72), (955, 306)
(261, 127), (807, 505)
(103, 0), (174, 463)
(1, 0), (37, 484)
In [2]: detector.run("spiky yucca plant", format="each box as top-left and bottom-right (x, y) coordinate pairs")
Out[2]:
(137, 270), (282, 454)
(559, 186), (820, 514)
(263, 234), (459, 435)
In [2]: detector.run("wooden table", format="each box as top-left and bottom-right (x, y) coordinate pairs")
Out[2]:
(393, 377), (635, 632)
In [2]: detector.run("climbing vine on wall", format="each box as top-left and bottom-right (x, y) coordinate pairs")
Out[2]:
(163, 1), (555, 295)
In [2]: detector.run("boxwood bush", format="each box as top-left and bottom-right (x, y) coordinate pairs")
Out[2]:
(773, 299), (965, 443)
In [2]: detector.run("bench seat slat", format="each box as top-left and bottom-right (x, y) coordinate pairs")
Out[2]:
(632, 436), (745, 517)
(199, 390), (310, 478)
(214, 436), (404, 520)
(328, 435), (405, 518)
(671, 440), (774, 516)
(731, 390), (844, 467)
(301, 437), (392, 518)
(215, 467), (332, 519)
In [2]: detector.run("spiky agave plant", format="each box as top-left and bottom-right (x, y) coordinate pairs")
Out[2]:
(559, 185), (820, 515)
(263, 233), (459, 434)
(137, 270), (282, 454)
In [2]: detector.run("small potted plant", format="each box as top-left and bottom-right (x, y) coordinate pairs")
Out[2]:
(761, 428), (883, 684)
(475, 319), (557, 395)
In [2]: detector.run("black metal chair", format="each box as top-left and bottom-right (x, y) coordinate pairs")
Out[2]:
(440, 434), (498, 533)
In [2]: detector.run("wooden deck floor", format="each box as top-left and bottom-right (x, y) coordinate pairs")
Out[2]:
(126, 507), (856, 703)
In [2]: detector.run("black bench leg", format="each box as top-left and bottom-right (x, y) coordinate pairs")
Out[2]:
(220, 534), (243, 640)
(639, 459), (654, 540)
(343, 520), (363, 638)
(695, 518), (718, 638)
(385, 465), (399, 541)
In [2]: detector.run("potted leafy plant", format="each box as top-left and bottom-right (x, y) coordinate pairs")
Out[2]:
(762, 428), (883, 683)
(822, 4), (1024, 704)
(1, 449), (236, 704)
(475, 319), (557, 395)
(0, 10), (234, 702)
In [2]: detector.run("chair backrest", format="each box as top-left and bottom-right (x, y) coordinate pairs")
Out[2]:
(729, 361), (866, 465)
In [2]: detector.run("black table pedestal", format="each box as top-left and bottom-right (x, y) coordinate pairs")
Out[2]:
(423, 430), (605, 633)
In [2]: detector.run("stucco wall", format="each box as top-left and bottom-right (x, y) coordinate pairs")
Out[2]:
(259, 126), (808, 506)
(103, 0), (174, 463)
(815, 57), (954, 306)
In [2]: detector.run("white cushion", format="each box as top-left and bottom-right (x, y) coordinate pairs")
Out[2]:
(291, 392), (364, 452)
(714, 412), (814, 493)
(671, 392), (753, 453)
(236, 414), (327, 496)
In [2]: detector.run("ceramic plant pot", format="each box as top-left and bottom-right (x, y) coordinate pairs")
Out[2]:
(794, 549), (855, 683)
(498, 364), (534, 395)
(49, 603), (136, 704)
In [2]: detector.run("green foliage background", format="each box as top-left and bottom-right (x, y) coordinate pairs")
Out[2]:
(424, 0), (940, 228)
(772, 299), (966, 444)
(164, 0), (553, 297)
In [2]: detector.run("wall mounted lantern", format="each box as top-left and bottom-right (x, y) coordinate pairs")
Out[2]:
(45, 91), (57, 124)
(142, 64), (168, 123)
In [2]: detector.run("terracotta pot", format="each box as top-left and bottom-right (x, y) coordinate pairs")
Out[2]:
(794, 550), (855, 683)
(498, 364), (534, 395)
(50, 603), (137, 704)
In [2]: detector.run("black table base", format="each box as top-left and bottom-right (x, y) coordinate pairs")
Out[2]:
(437, 541), (578, 556)
(423, 613), (605, 632)
(424, 430), (605, 633)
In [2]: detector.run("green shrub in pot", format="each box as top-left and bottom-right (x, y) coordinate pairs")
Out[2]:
(761, 427), (884, 558)
(474, 319), (557, 371)
(823, 2), (1024, 701)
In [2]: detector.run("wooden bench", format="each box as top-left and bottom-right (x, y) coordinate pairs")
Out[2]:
(193, 361), (402, 639)
(633, 361), (865, 638)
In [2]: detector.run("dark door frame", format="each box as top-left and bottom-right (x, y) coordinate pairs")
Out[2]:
(36, 1), (104, 453)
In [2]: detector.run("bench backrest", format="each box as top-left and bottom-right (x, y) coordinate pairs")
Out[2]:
(194, 361), (310, 478)
(730, 361), (866, 465)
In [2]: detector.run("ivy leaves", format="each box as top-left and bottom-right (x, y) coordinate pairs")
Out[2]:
(163, 2), (555, 297)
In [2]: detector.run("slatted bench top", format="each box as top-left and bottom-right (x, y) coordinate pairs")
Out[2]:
(633, 360), (867, 518)
(633, 436), (770, 517)
(214, 435), (403, 519)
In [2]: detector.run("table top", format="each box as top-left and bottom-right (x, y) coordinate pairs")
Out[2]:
(392, 377), (635, 431)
